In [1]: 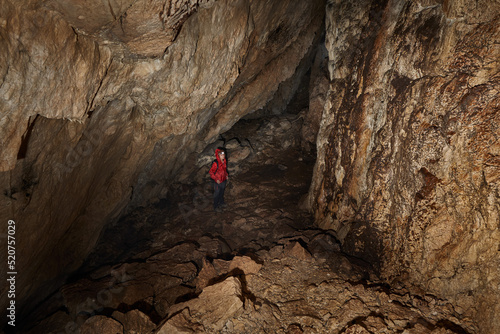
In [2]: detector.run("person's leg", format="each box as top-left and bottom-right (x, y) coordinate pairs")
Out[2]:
(213, 182), (221, 210)
(214, 181), (226, 210)
(219, 180), (227, 207)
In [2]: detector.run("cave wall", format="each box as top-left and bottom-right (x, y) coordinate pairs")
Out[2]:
(309, 0), (499, 332)
(0, 0), (325, 319)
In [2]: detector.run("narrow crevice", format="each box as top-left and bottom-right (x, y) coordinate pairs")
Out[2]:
(17, 114), (38, 160)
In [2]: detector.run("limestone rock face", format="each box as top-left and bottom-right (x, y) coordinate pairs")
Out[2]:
(45, 0), (216, 57)
(309, 0), (500, 332)
(0, 0), (326, 320)
(301, 42), (329, 152)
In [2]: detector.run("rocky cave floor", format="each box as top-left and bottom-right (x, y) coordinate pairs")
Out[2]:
(20, 115), (474, 334)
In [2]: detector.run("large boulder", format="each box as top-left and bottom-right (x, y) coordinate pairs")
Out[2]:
(157, 276), (244, 333)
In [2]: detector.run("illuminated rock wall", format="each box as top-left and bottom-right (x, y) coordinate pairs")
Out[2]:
(309, 0), (499, 332)
(0, 0), (325, 318)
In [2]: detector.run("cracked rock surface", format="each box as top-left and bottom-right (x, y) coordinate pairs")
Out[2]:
(308, 1), (500, 332)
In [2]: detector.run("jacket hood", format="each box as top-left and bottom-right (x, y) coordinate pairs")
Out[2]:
(215, 148), (225, 164)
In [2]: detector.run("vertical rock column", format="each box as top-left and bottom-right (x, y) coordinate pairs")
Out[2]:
(309, 0), (499, 332)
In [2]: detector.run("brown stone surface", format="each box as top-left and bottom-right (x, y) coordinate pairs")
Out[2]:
(196, 255), (262, 292)
(301, 44), (329, 152)
(0, 0), (325, 319)
(158, 276), (244, 333)
(1, 0), (498, 332)
(80, 315), (124, 334)
(308, 0), (500, 332)
(284, 241), (314, 262)
(21, 120), (474, 333)
(228, 255), (262, 274)
(24, 311), (73, 334)
(111, 309), (156, 334)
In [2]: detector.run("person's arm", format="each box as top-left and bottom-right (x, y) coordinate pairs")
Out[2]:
(209, 162), (217, 180)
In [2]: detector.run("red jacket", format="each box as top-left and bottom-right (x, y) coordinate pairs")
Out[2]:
(209, 148), (228, 183)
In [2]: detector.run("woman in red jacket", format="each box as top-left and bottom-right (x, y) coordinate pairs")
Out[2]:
(209, 148), (229, 212)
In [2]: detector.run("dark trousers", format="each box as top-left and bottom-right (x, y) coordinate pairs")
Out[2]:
(213, 180), (227, 209)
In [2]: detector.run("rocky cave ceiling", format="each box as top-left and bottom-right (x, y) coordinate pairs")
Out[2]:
(0, 0), (499, 333)
(0, 0), (327, 325)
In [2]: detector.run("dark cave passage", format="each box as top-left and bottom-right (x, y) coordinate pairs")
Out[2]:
(19, 113), (324, 333)
(77, 113), (318, 275)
